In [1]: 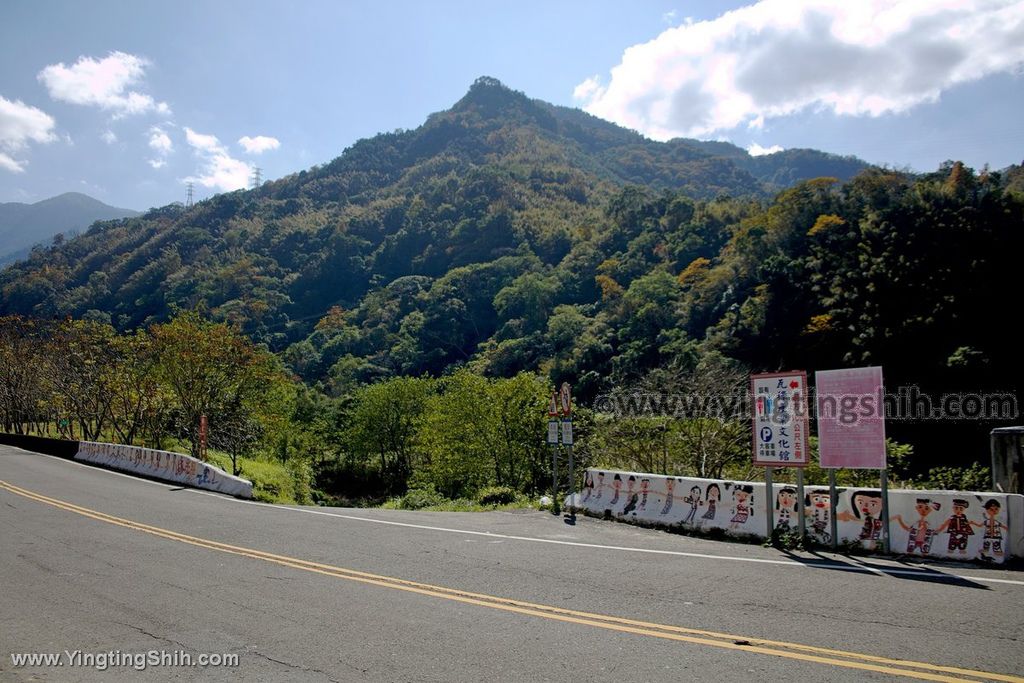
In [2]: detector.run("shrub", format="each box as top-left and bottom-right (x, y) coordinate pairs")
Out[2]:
(398, 486), (446, 510)
(919, 463), (992, 491)
(477, 485), (518, 506)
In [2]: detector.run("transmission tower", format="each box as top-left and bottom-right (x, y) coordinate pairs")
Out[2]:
(185, 182), (194, 209)
(250, 167), (263, 189)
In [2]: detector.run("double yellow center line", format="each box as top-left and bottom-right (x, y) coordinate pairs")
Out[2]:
(1, 478), (1018, 683)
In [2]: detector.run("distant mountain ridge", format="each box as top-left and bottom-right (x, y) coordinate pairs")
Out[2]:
(0, 192), (139, 264)
(0, 76), (874, 343)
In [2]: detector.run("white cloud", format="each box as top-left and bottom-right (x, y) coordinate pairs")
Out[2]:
(146, 126), (173, 170)
(148, 127), (173, 154)
(184, 127), (251, 192)
(574, 0), (1024, 139)
(38, 51), (170, 117)
(0, 153), (25, 173)
(185, 127), (221, 151)
(0, 95), (57, 173)
(662, 10), (678, 24)
(101, 129), (117, 144)
(238, 135), (280, 154)
(747, 142), (784, 156)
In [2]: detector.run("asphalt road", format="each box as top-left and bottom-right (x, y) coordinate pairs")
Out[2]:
(1, 445), (1023, 682)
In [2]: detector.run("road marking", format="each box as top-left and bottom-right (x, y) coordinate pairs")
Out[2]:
(7, 449), (1024, 587)
(8, 449), (1024, 587)
(189, 489), (1024, 587)
(2, 478), (1021, 683)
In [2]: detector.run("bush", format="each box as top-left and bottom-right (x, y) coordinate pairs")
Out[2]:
(397, 486), (446, 510)
(477, 485), (518, 506)
(919, 463), (992, 491)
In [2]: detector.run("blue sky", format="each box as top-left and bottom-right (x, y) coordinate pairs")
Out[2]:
(1, 0), (1022, 210)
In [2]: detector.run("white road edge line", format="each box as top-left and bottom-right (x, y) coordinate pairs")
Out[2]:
(8, 448), (1024, 587)
(187, 490), (1024, 587)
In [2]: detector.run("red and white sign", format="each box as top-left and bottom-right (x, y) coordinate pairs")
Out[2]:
(559, 382), (572, 417)
(815, 366), (886, 469)
(751, 371), (810, 467)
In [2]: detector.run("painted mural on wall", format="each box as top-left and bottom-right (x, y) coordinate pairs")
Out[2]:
(75, 441), (253, 498)
(576, 468), (1016, 563)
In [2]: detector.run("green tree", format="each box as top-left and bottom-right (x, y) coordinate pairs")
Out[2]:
(346, 376), (435, 493)
(150, 311), (285, 460)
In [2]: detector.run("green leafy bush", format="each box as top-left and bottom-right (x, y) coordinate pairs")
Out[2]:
(919, 463), (991, 492)
(477, 485), (518, 506)
(397, 486), (446, 510)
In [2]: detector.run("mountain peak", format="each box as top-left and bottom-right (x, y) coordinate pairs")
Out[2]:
(447, 76), (558, 133)
(453, 76), (532, 113)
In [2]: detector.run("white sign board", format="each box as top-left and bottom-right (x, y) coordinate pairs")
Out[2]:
(547, 420), (559, 445)
(751, 371), (810, 467)
(561, 420), (573, 446)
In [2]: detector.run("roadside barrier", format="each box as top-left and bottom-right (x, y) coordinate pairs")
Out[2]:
(572, 468), (1023, 563)
(75, 441), (253, 499)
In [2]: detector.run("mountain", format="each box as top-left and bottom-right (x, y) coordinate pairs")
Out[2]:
(1, 77), (1020, 463)
(0, 192), (139, 264)
(0, 78), (871, 338)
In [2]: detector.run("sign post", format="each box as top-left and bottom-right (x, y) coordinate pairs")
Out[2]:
(828, 469), (838, 551)
(559, 383), (575, 521)
(199, 415), (208, 461)
(751, 372), (810, 542)
(796, 467), (806, 541)
(816, 366), (888, 552)
(547, 390), (559, 515)
(545, 383), (576, 520)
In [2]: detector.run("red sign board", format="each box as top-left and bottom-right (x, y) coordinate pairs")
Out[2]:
(815, 366), (886, 469)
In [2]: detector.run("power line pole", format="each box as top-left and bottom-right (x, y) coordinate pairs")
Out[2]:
(185, 182), (194, 209)
(250, 167), (263, 189)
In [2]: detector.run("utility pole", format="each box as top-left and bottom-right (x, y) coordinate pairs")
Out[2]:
(185, 182), (194, 209)
(250, 167), (263, 189)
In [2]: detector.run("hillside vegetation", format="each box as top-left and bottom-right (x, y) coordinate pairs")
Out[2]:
(2, 78), (1021, 500)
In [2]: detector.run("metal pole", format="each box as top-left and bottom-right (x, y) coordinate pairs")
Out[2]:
(765, 467), (774, 540)
(796, 468), (806, 541)
(829, 469), (838, 551)
(880, 468), (891, 554)
(551, 445), (558, 515)
(567, 445), (575, 520)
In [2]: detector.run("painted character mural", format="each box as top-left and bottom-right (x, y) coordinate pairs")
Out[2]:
(582, 471), (594, 502)
(980, 499), (1008, 561)
(609, 473), (621, 506)
(804, 490), (831, 543)
(638, 478), (651, 512)
(660, 477), (676, 515)
(839, 491), (884, 550)
(701, 483), (721, 522)
(894, 498), (940, 554)
(730, 485), (753, 529)
(621, 475), (640, 515)
(936, 498), (978, 555)
(683, 486), (702, 524)
(775, 487), (798, 532)
(595, 471), (606, 501)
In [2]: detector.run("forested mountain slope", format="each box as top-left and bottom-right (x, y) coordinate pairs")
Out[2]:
(2, 79), (1021, 456)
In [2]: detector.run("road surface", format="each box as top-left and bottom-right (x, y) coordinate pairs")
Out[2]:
(1, 444), (1023, 682)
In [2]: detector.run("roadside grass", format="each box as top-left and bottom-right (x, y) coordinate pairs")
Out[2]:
(379, 486), (538, 512)
(203, 451), (304, 505)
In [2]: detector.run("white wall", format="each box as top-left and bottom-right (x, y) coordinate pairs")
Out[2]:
(572, 468), (1021, 563)
(76, 441), (253, 499)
